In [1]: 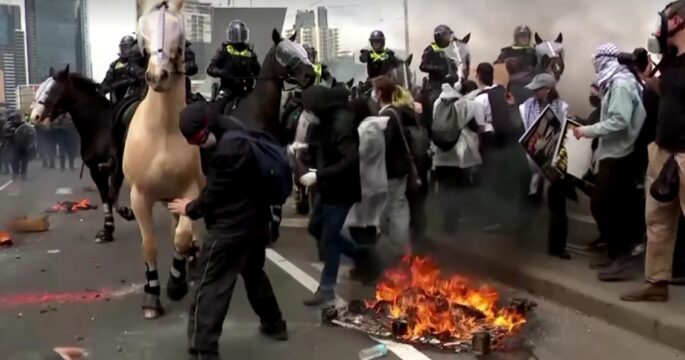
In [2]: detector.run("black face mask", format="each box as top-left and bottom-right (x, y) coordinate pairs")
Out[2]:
(589, 95), (601, 108)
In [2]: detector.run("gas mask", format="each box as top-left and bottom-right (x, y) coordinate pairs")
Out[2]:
(648, 11), (685, 55)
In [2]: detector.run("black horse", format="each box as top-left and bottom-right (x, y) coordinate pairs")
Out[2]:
(31, 65), (136, 243)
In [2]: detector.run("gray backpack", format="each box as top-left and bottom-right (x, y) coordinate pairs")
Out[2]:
(431, 96), (470, 151)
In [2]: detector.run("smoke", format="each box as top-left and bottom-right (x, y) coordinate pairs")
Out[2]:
(396, 0), (665, 114)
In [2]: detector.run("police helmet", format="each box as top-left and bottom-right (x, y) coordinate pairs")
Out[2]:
(303, 44), (318, 63)
(434, 25), (453, 45)
(369, 30), (386, 50)
(119, 35), (136, 56)
(514, 25), (532, 45)
(226, 20), (249, 44)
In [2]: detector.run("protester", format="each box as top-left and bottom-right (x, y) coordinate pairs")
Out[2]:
(299, 85), (362, 306)
(574, 43), (647, 280)
(52, 113), (76, 171)
(431, 79), (484, 234)
(622, 0), (685, 302)
(505, 57), (534, 106)
(0, 114), (8, 175)
(475, 62), (526, 232)
(173, 101), (288, 360)
(373, 76), (415, 266)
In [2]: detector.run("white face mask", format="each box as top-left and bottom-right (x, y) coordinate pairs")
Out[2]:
(200, 133), (217, 149)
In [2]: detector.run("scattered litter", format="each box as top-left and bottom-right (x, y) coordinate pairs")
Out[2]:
(55, 187), (74, 195)
(40, 269), (46, 273)
(116, 345), (123, 352)
(46, 199), (98, 213)
(358, 344), (388, 360)
(40, 305), (58, 314)
(47, 249), (61, 254)
(74, 335), (85, 342)
(17, 312), (22, 318)
(6, 216), (49, 233)
(90, 317), (95, 321)
(14, 255), (20, 259)
(0, 231), (13, 246)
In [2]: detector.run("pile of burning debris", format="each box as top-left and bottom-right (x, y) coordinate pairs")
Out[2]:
(46, 199), (97, 213)
(323, 255), (536, 354)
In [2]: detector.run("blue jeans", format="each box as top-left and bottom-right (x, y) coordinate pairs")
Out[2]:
(319, 203), (357, 291)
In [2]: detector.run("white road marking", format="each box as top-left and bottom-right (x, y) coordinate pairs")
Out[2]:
(280, 217), (309, 228)
(55, 187), (74, 195)
(0, 180), (13, 192)
(265, 248), (432, 360)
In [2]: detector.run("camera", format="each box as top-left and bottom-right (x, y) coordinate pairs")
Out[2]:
(617, 48), (650, 73)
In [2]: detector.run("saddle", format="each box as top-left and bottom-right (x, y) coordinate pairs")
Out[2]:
(113, 95), (142, 130)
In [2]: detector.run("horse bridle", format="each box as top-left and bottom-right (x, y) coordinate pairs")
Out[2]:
(139, 1), (186, 76)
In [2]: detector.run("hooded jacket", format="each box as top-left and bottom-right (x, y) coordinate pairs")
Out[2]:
(303, 86), (361, 205)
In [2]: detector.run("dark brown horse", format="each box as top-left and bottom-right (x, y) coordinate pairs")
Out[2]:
(30, 65), (136, 243)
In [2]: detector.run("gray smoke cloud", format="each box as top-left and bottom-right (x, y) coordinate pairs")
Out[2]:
(394, 0), (666, 114)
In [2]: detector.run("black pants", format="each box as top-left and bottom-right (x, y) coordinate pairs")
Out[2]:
(188, 228), (283, 359)
(434, 166), (475, 234)
(480, 142), (529, 228)
(0, 143), (10, 174)
(408, 159), (430, 246)
(547, 178), (577, 254)
(52, 129), (74, 170)
(10, 146), (30, 180)
(591, 155), (644, 259)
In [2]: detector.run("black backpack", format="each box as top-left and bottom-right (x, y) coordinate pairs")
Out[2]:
(480, 86), (518, 145)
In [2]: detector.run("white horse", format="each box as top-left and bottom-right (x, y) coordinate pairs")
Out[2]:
(125, 0), (204, 319)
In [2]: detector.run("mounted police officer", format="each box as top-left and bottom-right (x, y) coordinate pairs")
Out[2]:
(101, 35), (147, 104)
(304, 44), (333, 87)
(495, 25), (537, 71)
(420, 24), (459, 126)
(185, 40), (200, 103)
(359, 30), (398, 91)
(207, 20), (261, 114)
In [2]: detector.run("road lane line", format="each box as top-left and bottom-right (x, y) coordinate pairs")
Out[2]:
(265, 248), (432, 360)
(0, 179), (13, 192)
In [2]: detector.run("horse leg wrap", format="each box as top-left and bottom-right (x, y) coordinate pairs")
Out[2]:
(166, 254), (189, 301)
(144, 265), (161, 297)
(103, 204), (115, 233)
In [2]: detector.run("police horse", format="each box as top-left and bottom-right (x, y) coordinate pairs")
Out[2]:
(31, 66), (137, 243)
(534, 32), (565, 80)
(127, 0), (315, 319)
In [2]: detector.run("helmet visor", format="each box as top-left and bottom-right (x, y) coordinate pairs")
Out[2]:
(227, 23), (249, 43)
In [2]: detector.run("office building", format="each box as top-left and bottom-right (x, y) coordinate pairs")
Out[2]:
(25, 0), (89, 83)
(185, 0), (212, 44)
(0, 4), (27, 109)
(286, 6), (340, 63)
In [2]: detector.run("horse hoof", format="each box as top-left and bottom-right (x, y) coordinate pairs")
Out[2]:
(166, 279), (189, 301)
(116, 206), (136, 221)
(94, 230), (114, 243)
(142, 293), (164, 319)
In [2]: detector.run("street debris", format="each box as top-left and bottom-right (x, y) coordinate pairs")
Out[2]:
(0, 231), (13, 246)
(6, 216), (50, 233)
(46, 199), (98, 213)
(47, 249), (61, 254)
(74, 335), (85, 342)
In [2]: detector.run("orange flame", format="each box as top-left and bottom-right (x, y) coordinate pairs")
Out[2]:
(365, 254), (526, 341)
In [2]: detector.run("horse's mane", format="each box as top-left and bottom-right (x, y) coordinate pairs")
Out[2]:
(69, 73), (101, 96)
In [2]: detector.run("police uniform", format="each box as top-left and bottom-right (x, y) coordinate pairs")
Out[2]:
(359, 30), (398, 85)
(494, 25), (538, 71)
(207, 42), (260, 114)
(101, 35), (146, 103)
(185, 40), (199, 103)
(419, 25), (458, 128)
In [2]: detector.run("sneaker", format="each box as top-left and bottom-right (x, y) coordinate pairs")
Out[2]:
(597, 257), (638, 282)
(303, 289), (335, 307)
(260, 320), (288, 341)
(620, 283), (669, 302)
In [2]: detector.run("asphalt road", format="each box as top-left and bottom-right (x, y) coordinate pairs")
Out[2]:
(0, 163), (682, 360)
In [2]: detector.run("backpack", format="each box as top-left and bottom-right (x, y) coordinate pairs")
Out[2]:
(223, 120), (293, 206)
(431, 97), (467, 151)
(480, 86), (518, 144)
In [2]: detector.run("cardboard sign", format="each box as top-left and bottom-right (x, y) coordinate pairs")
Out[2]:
(519, 105), (563, 181)
(553, 119), (595, 182)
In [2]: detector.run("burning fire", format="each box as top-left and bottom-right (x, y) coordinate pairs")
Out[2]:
(47, 199), (97, 213)
(365, 255), (526, 342)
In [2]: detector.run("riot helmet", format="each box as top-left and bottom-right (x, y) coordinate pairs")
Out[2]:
(119, 35), (136, 58)
(369, 30), (386, 52)
(226, 20), (249, 45)
(303, 44), (318, 63)
(514, 25), (532, 46)
(434, 25), (453, 48)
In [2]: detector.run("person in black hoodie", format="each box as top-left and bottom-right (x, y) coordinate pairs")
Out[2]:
(299, 85), (361, 307)
(173, 102), (288, 360)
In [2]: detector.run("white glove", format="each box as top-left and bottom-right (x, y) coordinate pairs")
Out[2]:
(299, 171), (317, 187)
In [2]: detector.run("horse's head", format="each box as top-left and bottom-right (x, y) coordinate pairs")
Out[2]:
(535, 32), (565, 80)
(30, 65), (73, 125)
(388, 54), (414, 90)
(137, 0), (186, 92)
(447, 33), (472, 80)
(267, 29), (316, 88)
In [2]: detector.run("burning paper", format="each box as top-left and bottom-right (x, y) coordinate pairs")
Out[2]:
(46, 199), (98, 213)
(329, 255), (535, 353)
